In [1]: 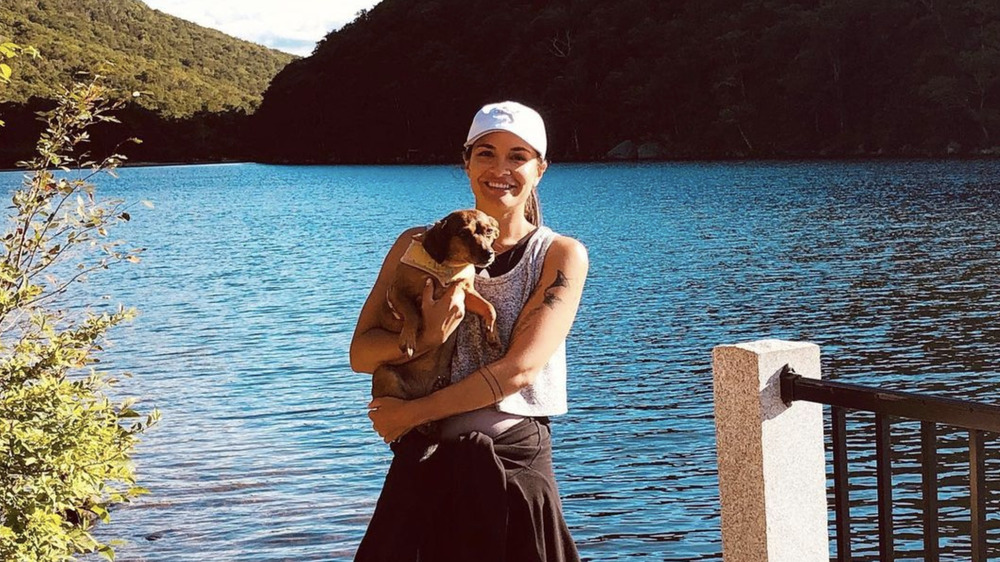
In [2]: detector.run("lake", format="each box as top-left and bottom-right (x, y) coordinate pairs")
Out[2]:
(2, 160), (1000, 561)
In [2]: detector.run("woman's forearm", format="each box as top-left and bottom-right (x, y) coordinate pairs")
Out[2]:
(365, 350), (537, 443)
(349, 326), (437, 374)
(410, 357), (535, 425)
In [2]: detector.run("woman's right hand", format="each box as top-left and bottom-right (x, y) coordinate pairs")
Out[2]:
(418, 279), (465, 348)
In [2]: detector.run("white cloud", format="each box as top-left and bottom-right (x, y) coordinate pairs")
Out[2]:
(142, 0), (381, 56)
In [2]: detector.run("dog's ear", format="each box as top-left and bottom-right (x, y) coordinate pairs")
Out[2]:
(421, 218), (451, 264)
(414, 219), (441, 244)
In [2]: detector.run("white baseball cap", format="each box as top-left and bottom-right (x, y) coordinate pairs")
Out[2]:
(464, 101), (547, 159)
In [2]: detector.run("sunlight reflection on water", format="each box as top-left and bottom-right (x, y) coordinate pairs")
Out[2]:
(4, 160), (1000, 560)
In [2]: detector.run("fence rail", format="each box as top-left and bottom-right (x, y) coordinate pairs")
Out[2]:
(780, 365), (999, 562)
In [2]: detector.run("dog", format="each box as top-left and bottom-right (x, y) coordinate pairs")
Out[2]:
(371, 209), (501, 408)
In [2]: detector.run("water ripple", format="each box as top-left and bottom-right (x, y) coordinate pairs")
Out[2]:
(5, 160), (1000, 560)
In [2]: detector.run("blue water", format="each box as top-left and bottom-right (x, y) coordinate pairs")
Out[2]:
(3, 160), (1000, 561)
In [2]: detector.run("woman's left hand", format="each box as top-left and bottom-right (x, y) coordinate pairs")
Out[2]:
(367, 396), (420, 443)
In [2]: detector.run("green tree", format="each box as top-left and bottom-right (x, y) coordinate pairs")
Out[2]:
(0, 42), (157, 561)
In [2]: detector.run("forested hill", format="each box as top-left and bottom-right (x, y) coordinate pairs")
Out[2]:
(0, 0), (294, 116)
(253, 0), (1000, 163)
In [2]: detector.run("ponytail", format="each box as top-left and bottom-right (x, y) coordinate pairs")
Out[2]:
(525, 186), (543, 226)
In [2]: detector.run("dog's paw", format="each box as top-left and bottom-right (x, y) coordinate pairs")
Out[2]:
(486, 327), (501, 348)
(399, 331), (418, 358)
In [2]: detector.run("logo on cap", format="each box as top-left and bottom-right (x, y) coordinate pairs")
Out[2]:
(489, 108), (515, 124)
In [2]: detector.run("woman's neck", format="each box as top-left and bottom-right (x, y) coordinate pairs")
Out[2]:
(488, 209), (535, 251)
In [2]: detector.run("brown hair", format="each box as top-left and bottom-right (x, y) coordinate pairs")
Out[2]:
(462, 146), (546, 227)
(524, 185), (543, 227)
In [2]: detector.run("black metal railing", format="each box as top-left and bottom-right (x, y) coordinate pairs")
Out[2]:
(780, 365), (1000, 562)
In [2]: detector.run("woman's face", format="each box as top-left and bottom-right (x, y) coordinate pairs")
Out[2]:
(465, 131), (546, 215)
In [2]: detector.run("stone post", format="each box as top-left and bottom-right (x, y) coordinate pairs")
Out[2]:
(712, 339), (828, 562)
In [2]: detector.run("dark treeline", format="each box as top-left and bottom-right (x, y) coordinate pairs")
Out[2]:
(4, 0), (1000, 167)
(252, 0), (1000, 163)
(0, 99), (251, 168)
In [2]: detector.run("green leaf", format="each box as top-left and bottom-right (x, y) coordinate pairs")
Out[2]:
(98, 544), (116, 561)
(0, 63), (11, 82)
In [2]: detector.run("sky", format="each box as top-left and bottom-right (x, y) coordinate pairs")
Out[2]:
(142, 0), (383, 57)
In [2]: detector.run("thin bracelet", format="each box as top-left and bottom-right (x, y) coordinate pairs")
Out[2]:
(482, 366), (502, 403)
(483, 365), (504, 401)
(478, 369), (499, 404)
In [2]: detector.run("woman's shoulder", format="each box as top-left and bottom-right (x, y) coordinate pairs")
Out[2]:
(540, 233), (589, 274)
(391, 225), (429, 247)
(397, 225), (426, 241)
(547, 234), (588, 264)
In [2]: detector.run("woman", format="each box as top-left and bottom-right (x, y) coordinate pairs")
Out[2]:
(350, 101), (588, 561)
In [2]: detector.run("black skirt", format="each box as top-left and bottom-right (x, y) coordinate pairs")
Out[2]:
(354, 417), (580, 562)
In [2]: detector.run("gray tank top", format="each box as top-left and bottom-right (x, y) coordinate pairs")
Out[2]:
(444, 226), (569, 437)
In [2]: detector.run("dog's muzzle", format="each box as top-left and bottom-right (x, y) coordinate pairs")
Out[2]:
(478, 249), (496, 268)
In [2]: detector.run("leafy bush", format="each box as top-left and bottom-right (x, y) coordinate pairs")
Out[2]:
(0, 42), (157, 561)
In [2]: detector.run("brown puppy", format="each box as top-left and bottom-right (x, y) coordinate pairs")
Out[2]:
(371, 209), (501, 406)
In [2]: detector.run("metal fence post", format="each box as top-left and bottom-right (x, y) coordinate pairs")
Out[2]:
(712, 339), (829, 562)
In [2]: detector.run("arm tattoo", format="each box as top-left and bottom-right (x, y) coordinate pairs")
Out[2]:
(550, 270), (570, 289)
(512, 270), (572, 339)
(542, 270), (570, 309)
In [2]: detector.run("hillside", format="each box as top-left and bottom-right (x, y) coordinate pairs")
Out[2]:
(0, 0), (294, 116)
(253, 0), (1000, 163)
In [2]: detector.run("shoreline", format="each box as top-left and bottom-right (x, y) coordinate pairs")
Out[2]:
(4, 152), (1000, 173)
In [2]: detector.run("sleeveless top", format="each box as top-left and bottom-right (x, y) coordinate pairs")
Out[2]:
(449, 225), (569, 417)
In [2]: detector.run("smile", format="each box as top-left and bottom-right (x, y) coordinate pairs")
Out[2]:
(485, 181), (517, 191)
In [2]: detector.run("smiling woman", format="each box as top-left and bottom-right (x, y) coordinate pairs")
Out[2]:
(463, 104), (548, 232)
(351, 101), (589, 561)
